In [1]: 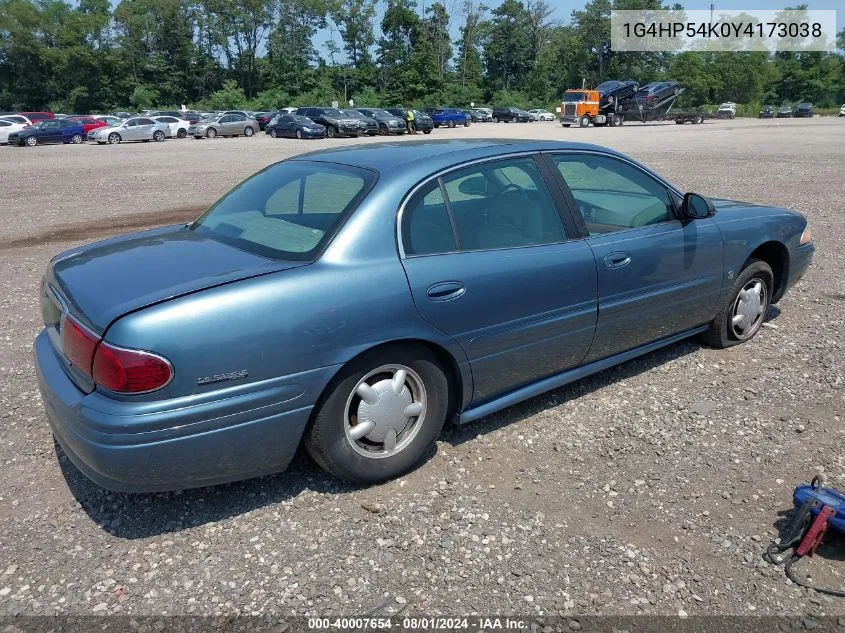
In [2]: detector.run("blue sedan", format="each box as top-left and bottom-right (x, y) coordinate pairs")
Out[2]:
(34, 140), (814, 491)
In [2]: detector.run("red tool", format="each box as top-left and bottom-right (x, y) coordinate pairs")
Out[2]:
(796, 505), (835, 557)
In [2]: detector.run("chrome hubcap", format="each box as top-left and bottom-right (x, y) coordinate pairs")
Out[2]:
(731, 278), (767, 339)
(344, 364), (426, 459)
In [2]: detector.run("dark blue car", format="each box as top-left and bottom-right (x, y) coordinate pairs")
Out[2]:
(8, 118), (86, 146)
(427, 108), (471, 128)
(35, 140), (813, 491)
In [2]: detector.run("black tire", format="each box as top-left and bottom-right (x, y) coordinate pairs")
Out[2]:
(562, 124), (571, 128)
(206, 127), (217, 138)
(448, 120), (456, 128)
(244, 126), (254, 137)
(702, 259), (773, 349)
(108, 133), (120, 144)
(270, 128), (278, 138)
(463, 120), (470, 127)
(493, 117), (500, 123)
(423, 129), (431, 134)
(579, 115), (590, 128)
(296, 129), (303, 139)
(153, 130), (165, 142)
(25, 136), (37, 147)
(70, 133), (83, 144)
(177, 129), (187, 138)
(695, 115), (703, 124)
(304, 344), (449, 484)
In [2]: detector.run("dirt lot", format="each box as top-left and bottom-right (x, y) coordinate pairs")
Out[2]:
(0, 118), (843, 619)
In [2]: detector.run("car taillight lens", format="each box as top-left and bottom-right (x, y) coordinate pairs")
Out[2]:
(93, 343), (172, 394)
(62, 316), (99, 376)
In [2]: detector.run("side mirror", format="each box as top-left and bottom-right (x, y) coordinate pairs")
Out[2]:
(682, 192), (715, 220)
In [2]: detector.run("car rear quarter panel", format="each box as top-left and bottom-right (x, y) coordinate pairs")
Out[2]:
(103, 175), (473, 407)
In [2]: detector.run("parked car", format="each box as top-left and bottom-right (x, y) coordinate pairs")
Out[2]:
(759, 105), (775, 119)
(266, 115), (326, 139)
(8, 118), (86, 146)
(153, 115), (190, 138)
(469, 108), (493, 122)
(34, 140), (814, 492)
(93, 115), (122, 126)
(594, 80), (639, 108)
(839, 104), (845, 117)
(296, 107), (360, 138)
(149, 110), (195, 120)
(88, 117), (169, 144)
(427, 108), (471, 128)
(716, 102), (737, 119)
(255, 111), (277, 130)
(65, 116), (109, 134)
(0, 119), (28, 144)
(777, 104), (793, 118)
(340, 109), (379, 136)
(18, 111), (55, 123)
(188, 113), (259, 139)
(385, 109), (433, 134)
(634, 81), (681, 105)
(795, 102), (814, 118)
(527, 109), (556, 121)
(492, 107), (530, 123)
(355, 108), (407, 135)
(0, 114), (33, 126)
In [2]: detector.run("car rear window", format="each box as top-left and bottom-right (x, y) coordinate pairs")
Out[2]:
(191, 161), (375, 260)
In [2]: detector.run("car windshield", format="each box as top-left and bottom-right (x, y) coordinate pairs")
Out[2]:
(191, 161), (375, 260)
(563, 93), (586, 102)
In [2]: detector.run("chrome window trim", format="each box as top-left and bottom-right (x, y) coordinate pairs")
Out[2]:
(397, 150), (572, 259)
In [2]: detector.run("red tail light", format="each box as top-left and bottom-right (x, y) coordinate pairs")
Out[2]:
(62, 316), (99, 376)
(93, 343), (173, 394)
(61, 315), (172, 393)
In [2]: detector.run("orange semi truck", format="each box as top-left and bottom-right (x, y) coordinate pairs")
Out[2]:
(558, 89), (624, 128)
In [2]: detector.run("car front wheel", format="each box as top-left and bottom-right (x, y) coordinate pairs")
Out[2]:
(702, 259), (773, 348)
(305, 345), (449, 484)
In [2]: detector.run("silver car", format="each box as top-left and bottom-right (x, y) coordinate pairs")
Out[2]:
(188, 113), (259, 139)
(88, 117), (169, 144)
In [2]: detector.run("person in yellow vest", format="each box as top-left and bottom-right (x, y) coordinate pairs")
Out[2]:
(405, 106), (417, 134)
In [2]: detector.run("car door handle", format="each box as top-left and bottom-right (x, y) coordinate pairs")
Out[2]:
(426, 281), (466, 302)
(603, 252), (632, 269)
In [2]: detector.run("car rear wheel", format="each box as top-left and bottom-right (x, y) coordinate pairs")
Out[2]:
(244, 126), (254, 137)
(153, 130), (165, 142)
(702, 259), (773, 349)
(25, 136), (37, 146)
(304, 345), (449, 484)
(464, 120), (470, 127)
(296, 129), (303, 139)
(327, 125), (338, 138)
(206, 128), (217, 138)
(177, 129), (187, 138)
(448, 120), (456, 128)
(694, 115), (703, 124)
(70, 133), (83, 144)
(270, 128), (278, 138)
(107, 133), (120, 144)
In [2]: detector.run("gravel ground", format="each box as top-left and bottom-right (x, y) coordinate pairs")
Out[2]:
(0, 118), (843, 619)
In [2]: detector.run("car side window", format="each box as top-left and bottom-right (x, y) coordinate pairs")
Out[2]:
(442, 157), (565, 250)
(232, 114), (246, 122)
(0, 121), (9, 127)
(552, 154), (673, 235)
(403, 181), (457, 256)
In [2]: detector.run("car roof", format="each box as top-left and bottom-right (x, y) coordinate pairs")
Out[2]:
(290, 139), (620, 173)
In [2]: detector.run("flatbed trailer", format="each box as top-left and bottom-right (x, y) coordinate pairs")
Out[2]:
(672, 109), (709, 124)
(618, 88), (686, 124)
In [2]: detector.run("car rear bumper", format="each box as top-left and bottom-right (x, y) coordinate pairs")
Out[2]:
(35, 331), (336, 492)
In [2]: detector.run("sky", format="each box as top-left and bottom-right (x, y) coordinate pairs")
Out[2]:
(317, 0), (842, 60)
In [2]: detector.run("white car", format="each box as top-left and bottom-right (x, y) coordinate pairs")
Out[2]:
(717, 102), (737, 119)
(153, 115), (190, 138)
(528, 109), (555, 121)
(88, 117), (170, 144)
(839, 104), (845, 117)
(93, 115), (123, 126)
(0, 118), (28, 144)
(0, 114), (33, 127)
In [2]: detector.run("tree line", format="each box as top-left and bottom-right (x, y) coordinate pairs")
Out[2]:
(1, 0), (843, 114)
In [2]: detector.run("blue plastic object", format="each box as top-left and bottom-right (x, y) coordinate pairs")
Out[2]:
(793, 484), (845, 533)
